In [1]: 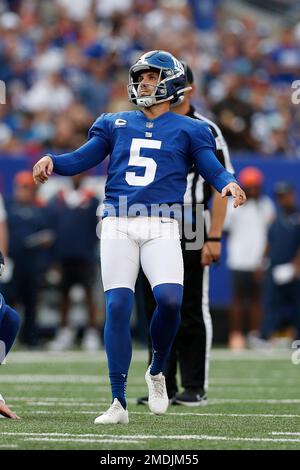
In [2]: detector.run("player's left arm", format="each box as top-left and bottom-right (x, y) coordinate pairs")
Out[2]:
(33, 136), (108, 184)
(33, 114), (111, 184)
(191, 124), (246, 208)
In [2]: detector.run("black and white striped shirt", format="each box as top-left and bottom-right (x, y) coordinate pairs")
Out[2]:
(183, 105), (234, 210)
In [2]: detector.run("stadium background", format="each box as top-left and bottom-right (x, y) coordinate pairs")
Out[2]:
(1, 0), (300, 343)
(0, 0), (300, 453)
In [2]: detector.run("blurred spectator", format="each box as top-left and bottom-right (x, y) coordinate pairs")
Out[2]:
(1, 171), (53, 347)
(47, 174), (101, 351)
(224, 167), (275, 350)
(76, 58), (111, 116)
(267, 27), (300, 85)
(212, 74), (259, 151)
(56, 0), (93, 21)
(95, 0), (133, 18)
(0, 0), (299, 158)
(260, 182), (300, 343)
(188, 0), (220, 31)
(22, 72), (74, 113)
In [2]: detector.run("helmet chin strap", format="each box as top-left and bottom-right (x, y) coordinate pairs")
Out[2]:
(134, 78), (190, 108)
(136, 96), (156, 107)
(137, 94), (176, 108)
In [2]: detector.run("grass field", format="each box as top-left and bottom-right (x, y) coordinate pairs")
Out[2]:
(1, 349), (300, 450)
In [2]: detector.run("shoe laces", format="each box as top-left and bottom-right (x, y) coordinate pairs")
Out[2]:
(150, 374), (165, 398)
(103, 400), (121, 417)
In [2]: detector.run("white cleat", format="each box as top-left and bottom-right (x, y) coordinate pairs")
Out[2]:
(94, 399), (129, 424)
(145, 368), (168, 415)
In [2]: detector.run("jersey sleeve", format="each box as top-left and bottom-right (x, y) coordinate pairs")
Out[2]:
(190, 122), (237, 192)
(50, 114), (111, 176)
(88, 113), (111, 145)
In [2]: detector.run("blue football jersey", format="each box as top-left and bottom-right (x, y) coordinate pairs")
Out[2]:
(87, 110), (235, 217)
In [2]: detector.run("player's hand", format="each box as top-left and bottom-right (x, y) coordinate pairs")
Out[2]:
(0, 399), (20, 420)
(201, 241), (221, 266)
(33, 156), (53, 184)
(221, 183), (246, 208)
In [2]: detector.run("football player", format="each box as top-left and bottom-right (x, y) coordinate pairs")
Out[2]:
(33, 50), (246, 424)
(0, 251), (20, 419)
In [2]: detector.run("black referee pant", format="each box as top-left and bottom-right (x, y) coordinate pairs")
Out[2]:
(140, 244), (212, 395)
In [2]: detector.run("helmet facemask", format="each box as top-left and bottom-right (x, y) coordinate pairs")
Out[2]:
(128, 67), (171, 108)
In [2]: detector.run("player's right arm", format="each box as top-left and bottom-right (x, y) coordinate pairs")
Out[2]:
(33, 114), (111, 184)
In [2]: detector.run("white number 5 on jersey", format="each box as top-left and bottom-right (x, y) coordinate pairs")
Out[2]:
(125, 138), (161, 186)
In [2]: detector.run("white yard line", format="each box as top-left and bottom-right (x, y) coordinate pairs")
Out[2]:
(6, 397), (300, 408)
(22, 436), (300, 444)
(0, 376), (148, 385)
(0, 432), (142, 444)
(6, 351), (148, 363)
(165, 411), (300, 418)
(207, 398), (300, 404)
(17, 410), (300, 419)
(5, 386), (119, 392)
(210, 378), (300, 384)
(1, 431), (300, 445)
(34, 398), (300, 405)
(7, 398), (300, 407)
(6, 349), (292, 364)
(0, 445), (18, 448)
(2, 375), (299, 388)
(25, 438), (143, 444)
(21, 401), (107, 407)
(0, 375), (105, 383)
(6, 397), (114, 403)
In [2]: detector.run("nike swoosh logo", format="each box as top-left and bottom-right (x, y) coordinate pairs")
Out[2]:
(115, 119), (127, 126)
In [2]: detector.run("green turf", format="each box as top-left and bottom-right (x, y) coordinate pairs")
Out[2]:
(1, 349), (300, 450)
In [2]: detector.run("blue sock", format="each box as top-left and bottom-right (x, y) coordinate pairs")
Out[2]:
(104, 288), (134, 410)
(149, 283), (183, 376)
(0, 294), (20, 362)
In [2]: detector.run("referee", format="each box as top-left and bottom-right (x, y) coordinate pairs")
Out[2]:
(137, 63), (234, 406)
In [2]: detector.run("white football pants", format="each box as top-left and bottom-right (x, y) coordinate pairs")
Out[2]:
(100, 217), (184, 292)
